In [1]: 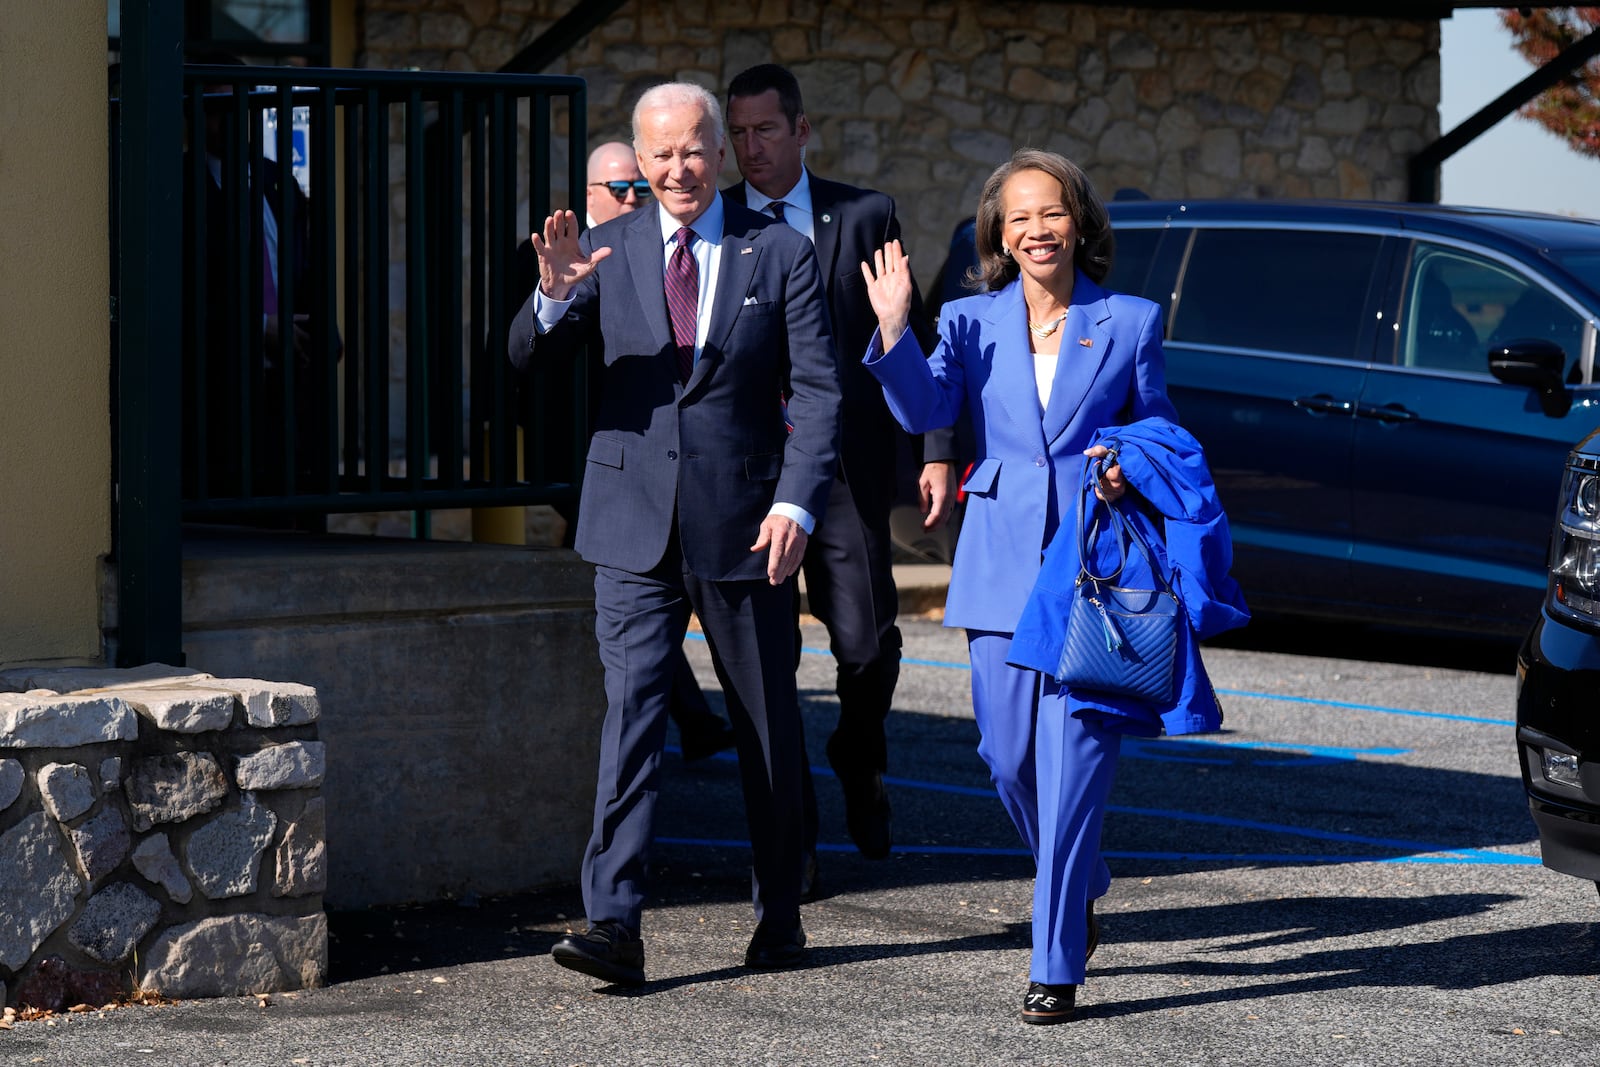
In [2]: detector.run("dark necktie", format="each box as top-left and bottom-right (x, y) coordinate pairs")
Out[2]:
(664, 226), (698, 383)
(768, 200), (788, 223)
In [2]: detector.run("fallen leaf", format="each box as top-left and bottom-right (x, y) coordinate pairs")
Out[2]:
(431, 977), (447, 984)
(67, 1004), (92, 1014)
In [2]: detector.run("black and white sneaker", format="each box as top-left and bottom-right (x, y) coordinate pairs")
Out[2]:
(1021, 981), (1077, 1025)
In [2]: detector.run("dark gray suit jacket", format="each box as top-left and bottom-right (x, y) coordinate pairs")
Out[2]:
(726, 173), (956, 514)
(508, 197), (842, 582)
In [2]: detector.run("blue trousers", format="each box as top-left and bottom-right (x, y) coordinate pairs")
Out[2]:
(968, 631), (1121, 985)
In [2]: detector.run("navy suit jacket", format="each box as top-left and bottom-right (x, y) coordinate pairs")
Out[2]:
(725, 173), (954, 511)
(508, 197), (842, 582)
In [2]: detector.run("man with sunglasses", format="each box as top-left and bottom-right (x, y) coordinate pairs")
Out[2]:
(584, 141), (652, 226)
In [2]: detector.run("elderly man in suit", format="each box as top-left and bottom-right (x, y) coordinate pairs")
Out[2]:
(719, 64), (958, 869)
(509, 81), (842, 986)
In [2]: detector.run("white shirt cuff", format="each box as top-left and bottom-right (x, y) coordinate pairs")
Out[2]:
(768, 503), (815, 535)
(533, 289), (574, 333)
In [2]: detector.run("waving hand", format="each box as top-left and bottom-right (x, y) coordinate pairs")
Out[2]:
(530, 209), (612, 301)
(861, 239), (915, 349)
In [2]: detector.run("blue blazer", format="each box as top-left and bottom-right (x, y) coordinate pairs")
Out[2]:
(864, 272), (1177, 632)
(509, 198), (842, 581)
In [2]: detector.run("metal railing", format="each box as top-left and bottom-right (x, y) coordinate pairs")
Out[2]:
(112, 58), (586, 664)
(153, 64), (588, 517)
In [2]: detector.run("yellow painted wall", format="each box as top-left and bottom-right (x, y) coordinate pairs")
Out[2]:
(0, 2), (112, 666)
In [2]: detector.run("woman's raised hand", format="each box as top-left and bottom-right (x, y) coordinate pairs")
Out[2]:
(861, 239), (914, 348)
(530, 209), (611, 302)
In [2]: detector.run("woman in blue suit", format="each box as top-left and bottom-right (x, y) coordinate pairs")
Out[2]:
(861, 149), (1178, 1024)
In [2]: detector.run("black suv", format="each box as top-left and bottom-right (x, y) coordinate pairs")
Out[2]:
(1517, 427), (1600, 891)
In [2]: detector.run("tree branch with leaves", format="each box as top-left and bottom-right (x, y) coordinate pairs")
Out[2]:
(1500, 7), (1600, 159)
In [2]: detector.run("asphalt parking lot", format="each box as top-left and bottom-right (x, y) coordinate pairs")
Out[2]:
(5, 614), (1597, 1067)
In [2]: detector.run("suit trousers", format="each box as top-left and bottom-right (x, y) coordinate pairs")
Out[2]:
(802, 473), (903, 769)
(584, 535), (806, 937)
(967, 631), (1120, 985)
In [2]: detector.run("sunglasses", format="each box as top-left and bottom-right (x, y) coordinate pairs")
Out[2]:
(590, 179), (652, 200)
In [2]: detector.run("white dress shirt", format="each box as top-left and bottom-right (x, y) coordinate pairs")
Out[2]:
(742, 171), (816, 245)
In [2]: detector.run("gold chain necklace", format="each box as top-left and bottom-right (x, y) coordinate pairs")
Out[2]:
(1027, 311), (1068, 339)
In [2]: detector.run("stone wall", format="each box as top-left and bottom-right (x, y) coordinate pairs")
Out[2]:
(171, 531), (604, 911)
(0, 665), (326, 1010)
(358, 0), (1440, 283)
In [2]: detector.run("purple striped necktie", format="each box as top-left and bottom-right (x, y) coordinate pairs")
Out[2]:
(665, 226), (698, 383)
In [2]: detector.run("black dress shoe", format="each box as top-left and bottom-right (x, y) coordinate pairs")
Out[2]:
(678, 718), (737, 762)
(550, 921), (645, 986)
(1021, 981), (1077, 1025)
(744, 922), (807, 970)
(827, 738), (892, 860)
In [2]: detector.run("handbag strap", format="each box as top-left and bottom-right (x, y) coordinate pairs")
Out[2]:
(1074, 453), (1172, 594)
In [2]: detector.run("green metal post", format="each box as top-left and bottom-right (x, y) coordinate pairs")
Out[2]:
(115, 0), (186, 666)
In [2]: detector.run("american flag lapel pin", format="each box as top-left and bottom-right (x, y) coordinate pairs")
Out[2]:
(1078, 337), (1094, 348)
(740, 246), (754, 254)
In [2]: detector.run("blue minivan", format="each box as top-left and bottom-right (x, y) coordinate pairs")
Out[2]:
(1042, 200), (1600, 635)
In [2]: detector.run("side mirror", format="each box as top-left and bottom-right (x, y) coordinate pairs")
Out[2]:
(1491, 338), (1571, 418)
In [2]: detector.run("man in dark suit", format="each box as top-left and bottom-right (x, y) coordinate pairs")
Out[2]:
(721, 64), (958, 865)
(509, 82), (841, 986)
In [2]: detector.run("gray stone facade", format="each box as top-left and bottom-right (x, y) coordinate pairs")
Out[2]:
(357, 1), (1440, 282)
(0, 668), (326, 1009)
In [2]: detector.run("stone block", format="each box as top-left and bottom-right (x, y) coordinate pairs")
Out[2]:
(69, 803), (130, 883)
(1098, 120), (1158, 166)
(69, 882), (161, 965)
(126, 752), (229, 831)
(38, 762), (95, 822)
(0, 693), (138, 749)
(99, 756), (121, 792)
(121, 687), (237, 734)
(274, 797), (328, 898)
(0, 663), (207, 694)
(139, 913), (328, 998)
(236, 741), (326, 791)
(211, 679), (320, 728)
(188, 795), (278, 899)
(0, 758), (22, 810)
(132, 834), (194, 904)
(0, 814), (83, 970)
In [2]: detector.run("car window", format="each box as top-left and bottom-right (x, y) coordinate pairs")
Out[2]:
(1169, 228), (1381, 360)
(1548, 249), (1600, 297)
(1104, 228), (1160, 300)
(1398, 244), (1586, 378)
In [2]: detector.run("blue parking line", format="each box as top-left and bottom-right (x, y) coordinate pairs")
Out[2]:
(698, 632), (1516, 726)
(655, 837), (1537, 867)
(1214, 687), (1512, 726)
(662, 749), (1534, 867)
(673, 634), (1526, 866)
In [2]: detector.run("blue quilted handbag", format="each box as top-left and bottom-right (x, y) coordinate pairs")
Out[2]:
(1056, 456), (1181, 704)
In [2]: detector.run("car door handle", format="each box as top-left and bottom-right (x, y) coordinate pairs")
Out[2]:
(1356, 402), (1417, 423)
(1292, 394), (1354, 415)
